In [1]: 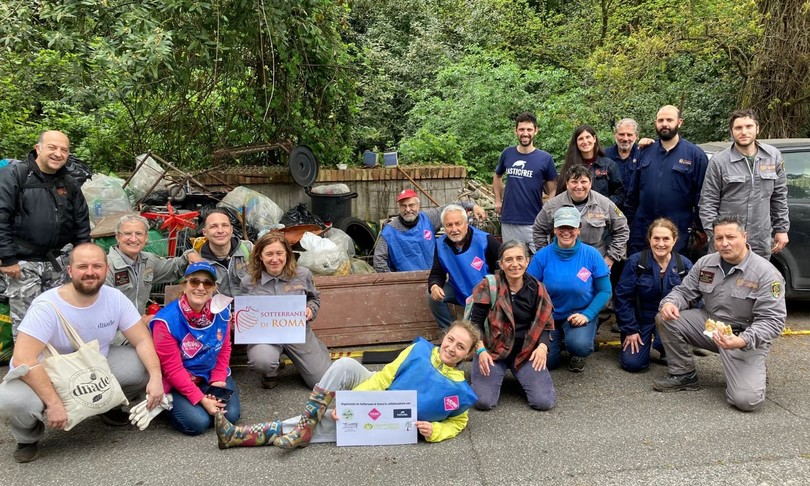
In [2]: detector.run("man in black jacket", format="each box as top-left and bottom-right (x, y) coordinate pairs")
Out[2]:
(0, 130), (90, 338)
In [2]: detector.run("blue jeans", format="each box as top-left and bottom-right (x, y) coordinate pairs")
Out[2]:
(619, 319), (664, 373)
(547, 317), (598, 370)
(168, 375), (241, 436)
(426, 283), (459, 331)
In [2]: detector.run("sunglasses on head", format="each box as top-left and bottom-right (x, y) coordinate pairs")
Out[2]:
(187, 277), (215, 289)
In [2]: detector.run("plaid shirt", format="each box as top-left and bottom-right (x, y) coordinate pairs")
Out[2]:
(470, 270), (555, 370)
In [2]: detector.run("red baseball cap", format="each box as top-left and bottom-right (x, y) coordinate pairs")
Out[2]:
(396, 189), (418, 202)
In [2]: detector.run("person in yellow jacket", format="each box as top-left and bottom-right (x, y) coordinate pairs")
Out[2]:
(215, 320), (481, 448)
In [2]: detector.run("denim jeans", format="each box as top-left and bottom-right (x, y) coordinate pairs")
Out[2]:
(547, 317), (598, 370)
(168, 375), (241, 436)
(426, 282), (459, 331)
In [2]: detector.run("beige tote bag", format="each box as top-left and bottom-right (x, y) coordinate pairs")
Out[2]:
(42, 303), (128, 431)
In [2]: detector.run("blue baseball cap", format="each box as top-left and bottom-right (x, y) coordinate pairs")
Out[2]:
(184, 261), (218, 280)
(553, 206), (581, 228)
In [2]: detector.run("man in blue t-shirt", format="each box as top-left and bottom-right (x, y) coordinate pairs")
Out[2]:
(493, 112), (558, 252)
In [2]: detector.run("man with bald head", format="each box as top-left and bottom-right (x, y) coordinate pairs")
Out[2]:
(0, 130), (91, 339)
(625, 106), (708, 255)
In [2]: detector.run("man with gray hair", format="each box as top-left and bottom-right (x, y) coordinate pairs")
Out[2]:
(604, 118), (641, 214)
(373, 189), (486, 273)
(427, 205), (500, 330)
(654, 214), (785, 411)
(106, 214), (201, 316)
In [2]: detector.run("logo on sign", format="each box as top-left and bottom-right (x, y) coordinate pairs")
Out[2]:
(423, 230), (432, 240)
(181, 333), (203, 358)
(444, 395), (460, 411)
(70, 369), (113, 408)
(471, 256), (484, 271)
(577, 267), (592, 282)
(368, 408), (381, 421)
(393, 409), (412, 418)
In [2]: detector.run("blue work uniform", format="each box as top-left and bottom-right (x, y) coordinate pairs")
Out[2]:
(604, 144), (640, 212)
(625, 138), (708, 255)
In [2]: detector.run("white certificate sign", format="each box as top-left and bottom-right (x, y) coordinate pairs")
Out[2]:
(335, 390), (418, 447)
(233, 295), (306, 344)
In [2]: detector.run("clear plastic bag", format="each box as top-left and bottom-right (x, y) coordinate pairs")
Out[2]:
(218, 186), (283, 231)
(323, 227), (355, 258)
(310, 183), (351, 195)
(129, 154), (167, 202)
(350, 259), (375, 274)
(298, 248), (350, 276)
(80, 174), (133, 223)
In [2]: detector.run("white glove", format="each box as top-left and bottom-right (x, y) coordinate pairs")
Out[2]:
(128, 394), (173, 430)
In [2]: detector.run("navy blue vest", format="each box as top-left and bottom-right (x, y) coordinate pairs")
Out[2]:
(150, 300), (231, 382)
(388, 337), (477, 422)
(381, 213), (435, 271)
(436, 228), (490, 303)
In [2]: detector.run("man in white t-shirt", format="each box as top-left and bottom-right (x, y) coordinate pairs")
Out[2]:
(0, 243), (163, 463)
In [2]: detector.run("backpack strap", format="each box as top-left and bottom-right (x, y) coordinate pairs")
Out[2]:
(673, 252), (687, 277)
(635, 249), (650, 277)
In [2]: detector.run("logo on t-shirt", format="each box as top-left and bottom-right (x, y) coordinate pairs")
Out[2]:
(505, 160), (534, 178)
(444, 395), (460, 411)
(471, 256), (484, 271)
(423, 230), (432, 240)
(181, 333), (203, 358)
(577, 267), (592, 282)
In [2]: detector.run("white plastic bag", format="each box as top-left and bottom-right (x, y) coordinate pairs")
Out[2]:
(298, 248), (350, 276)
(324, 227), (355, 258)
(80, 174), (133, 223)
(300, 231), (338, 252)
(218, 186), (283, 231)
(310, 183), (351, 195)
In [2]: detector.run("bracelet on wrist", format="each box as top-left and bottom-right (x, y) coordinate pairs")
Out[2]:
(476, 347), (487, 356)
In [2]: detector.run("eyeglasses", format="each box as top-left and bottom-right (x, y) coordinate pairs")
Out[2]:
(118, 231), (146, 239)
(187, 278), (215, 289)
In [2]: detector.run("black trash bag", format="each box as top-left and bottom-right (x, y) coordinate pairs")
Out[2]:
(65, 155), (92, 185)
(141, 189), (170, 206)
(280, 203), (325, 228)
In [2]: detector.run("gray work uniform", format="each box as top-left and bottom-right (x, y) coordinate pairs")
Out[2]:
(699, 142), (789, 258)
(532, 190), (629, 262)
(201, 239), (252, 297)
(373, 201), (475, 273)
(105, 246), (192, 314)
(239, 267), (331, 388)
(656, 247), (786, 411)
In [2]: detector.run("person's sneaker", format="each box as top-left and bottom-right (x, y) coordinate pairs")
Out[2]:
(13, 442), (40, 463)
(569, 356), (586, 373)
(653, 371), (700, 392)
(101, 408), (131, 426)
(260, 376), (279, 390)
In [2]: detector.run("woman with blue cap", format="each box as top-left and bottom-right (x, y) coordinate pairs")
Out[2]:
(149, 261), (241, 435)
(526, 206), (611, 372)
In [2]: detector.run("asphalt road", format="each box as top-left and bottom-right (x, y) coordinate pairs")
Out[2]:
(2, 303), (810, 485)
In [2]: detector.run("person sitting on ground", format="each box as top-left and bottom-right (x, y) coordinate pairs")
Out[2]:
(197, 209), (252, 297)
(0, 243), (163, 463)
(468, 240), (556, 411)
(526, 206), (612, 372)
(149, 261), (240, 435)
(239, 232), (332, 390)
(428, 204), (501, 330)
(614, 218), (693, 372)
(373, 189), (486, 273)
(215, 320), (481, 449)
(653, 214), (785, 411)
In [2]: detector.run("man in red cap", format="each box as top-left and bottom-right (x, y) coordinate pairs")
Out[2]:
(373, 189), (486, 273)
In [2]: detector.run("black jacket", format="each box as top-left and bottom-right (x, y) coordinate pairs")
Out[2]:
(0, 150), (90, 266)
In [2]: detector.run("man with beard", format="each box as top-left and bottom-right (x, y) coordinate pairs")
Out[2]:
(626, 105), (708, 255)
(699, 109), (789, 259)
(0, 243), (163, 463)
(493, 112), (558, 252)
(428, 205), (500, 330)
(373, 189), (486, 273)
(198, 209), (252, 297)
(0, 130), (91, 339)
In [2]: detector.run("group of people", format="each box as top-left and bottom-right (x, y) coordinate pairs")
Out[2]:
(0, 102), (791, 463)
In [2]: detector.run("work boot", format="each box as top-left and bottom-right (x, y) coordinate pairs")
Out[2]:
(215, 412), (282, 449)
(274, 385), (335, 450)
(653, 370), (700, 392)
(13, 442), (40, 463)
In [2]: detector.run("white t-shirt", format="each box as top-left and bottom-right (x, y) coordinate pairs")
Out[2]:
(16, 285), (141, 362)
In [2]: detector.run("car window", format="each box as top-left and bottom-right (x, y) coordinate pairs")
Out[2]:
(784, 151), (810, 199)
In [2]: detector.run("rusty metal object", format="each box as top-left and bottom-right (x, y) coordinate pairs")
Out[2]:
(211, 141), (294, 162)
(396, 166), (439, 206)
(279, 224), (325, 245)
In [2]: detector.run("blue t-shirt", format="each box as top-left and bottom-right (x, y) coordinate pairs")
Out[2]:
(526, 241), (609, 320)
(495, 147), (557, 225)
